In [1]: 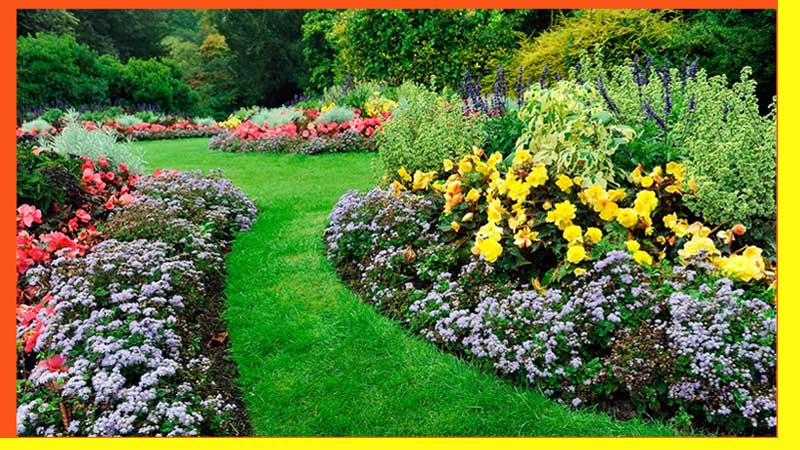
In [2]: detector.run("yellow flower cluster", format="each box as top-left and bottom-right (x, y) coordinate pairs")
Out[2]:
(364, 93), (398, 118)
(320, 102), (336, 113)
(218, 115), (242, 129)
(390, 149), (769, 284)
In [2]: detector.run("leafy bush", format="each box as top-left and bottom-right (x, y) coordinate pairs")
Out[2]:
(508, 10), (677, 87)
(301, 9), (338, 94)
(114, 114), (144, 127)
(109, 57), (198, 113)
(315, 106), (354, 124)
(17, 33), (111, 110)
(16, 146), (83, 220)
(250, 107), (303, 127)
(515, 81), (635, 186)
(193, 117), (218, 127)
(39, 116), (145, 173)
(80, 106), (125, 124)
(38, 108), (65, 125)
(21, 119), (52, 133)
(133, 110), (159, 123)
(377, 83), (482, 177)
(480, 112), (524, 158)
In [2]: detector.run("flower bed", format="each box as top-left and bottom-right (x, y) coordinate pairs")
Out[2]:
(17, 120), (223, 143)
(209, 108), (387, 155)
(324, 149), (776, 436)
(16, 146), (257, 436)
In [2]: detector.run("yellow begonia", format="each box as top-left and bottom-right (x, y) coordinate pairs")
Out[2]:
(542, 201), (552, 210)
(666, 161), (685, 181)
(397, 167), (412, 182)
(508, 213), (527, 231)
(513, 149), (532, 167)
(677, 236), (720, 261)
(616, 208), (639, 228)
(451, 221), (461, 232)
(487, 199), (505, 224)
(563, 225), (583, 243)
(473, 237), (503, 263)
(505, 171), (530, 202)
(598, 201), (619, 221)
(633, 250), (653, 265)
(514, 228), (538, 248)
(466, 188), (481, 202)
(412, 170), (435, 191)
(585, 227), (603, 243)
(566, 245), (587, 264)
(633, 190), (658, 216)
(443, 159), (454, 171)
(663, 213), (678, 229)
(640, 176), (654, 188)
(390, 180), (406, 191)
(574, 268), (587, 276)
(526, 165), (548, 187)
(608, 189), (626, 202)
(461, 212), (474, 222)
(688, 222), (712, 238)
(626, 240), (641, 251)
(555, 174), (574, 193)
(458, 159), (473, 174)
(545, 200), (577, 229)
(717, 246), (766, 282)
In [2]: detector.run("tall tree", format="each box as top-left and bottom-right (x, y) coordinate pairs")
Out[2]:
(70, 9), (170, 61)
(17, 9), (78, 37)
(207, 9), (306, 106)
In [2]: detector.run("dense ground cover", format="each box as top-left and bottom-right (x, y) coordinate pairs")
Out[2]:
(134, 137), (677, 436)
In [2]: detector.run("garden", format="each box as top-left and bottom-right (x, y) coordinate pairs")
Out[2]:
(15, 8), (776, 437)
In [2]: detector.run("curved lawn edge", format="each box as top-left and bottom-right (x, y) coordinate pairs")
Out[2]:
(135, 137), (678, 436)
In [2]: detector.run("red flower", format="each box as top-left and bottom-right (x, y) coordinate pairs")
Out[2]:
(75, 209), (91, 223)
(104, 199), (115, 210)
(68, 217), (79, 231)
(117, 163), (128, 174)
(104, 172), (115, 181)
(98, 156), (110, 168)
(23, 323), (43, 352)
(17, 204), (42, 228)
(37, 355), (68, 373)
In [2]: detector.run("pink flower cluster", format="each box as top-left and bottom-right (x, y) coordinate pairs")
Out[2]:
(229, 109), (389, 142)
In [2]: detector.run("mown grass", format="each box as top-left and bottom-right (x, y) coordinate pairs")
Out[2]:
(135, 137), (678, 436)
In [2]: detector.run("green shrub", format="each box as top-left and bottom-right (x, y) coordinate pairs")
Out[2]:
(480, 112), (524, 158)
(315, 106), (354, 124)
(21, 118), (52, 133)
(133, 110), (159, 123)
(114, 114), (144, 127)
(508, 10), (677, 87)
(38, 108), (65, 124)
(193, 117), (218, 127)
(514, 80), (635, 187)
(16, 33), (111, 110)
(328, 10), (522, 90)
(80, 106), (125, 124)
(377, 82), (482, 178)
(232, 106), (259, 121)
(250, 107), (303, 127)
(301, 9), (338, 94)
(109, 57), (198, 113)
(39, 115), (145, 173)
(16, 145), (82, 217)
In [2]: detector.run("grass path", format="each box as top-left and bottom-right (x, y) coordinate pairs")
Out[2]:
(135, 138), (677, 436)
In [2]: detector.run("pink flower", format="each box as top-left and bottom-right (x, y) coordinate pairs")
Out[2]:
(97, 156), (110, 168)
(75, 209), (91, 223)
(37, 354), (68, 373)
(17, 205), (42, 228)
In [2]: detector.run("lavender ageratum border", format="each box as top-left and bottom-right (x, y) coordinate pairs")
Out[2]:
(324, 188), (776, 436)
(17, 172), (258, 436)
(208, 129), (377, 155)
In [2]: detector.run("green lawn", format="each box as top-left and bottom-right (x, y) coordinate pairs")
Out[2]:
(135, 138), (678, 436)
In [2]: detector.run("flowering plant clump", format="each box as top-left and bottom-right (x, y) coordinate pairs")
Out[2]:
(17, 117), (223, 143)
(209, 107), (387, 155)
(325, 183), (776, 435)
(17, 146), (258, 436)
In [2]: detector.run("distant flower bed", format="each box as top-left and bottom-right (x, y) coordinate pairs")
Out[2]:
(16, 120), (222, 143)
(209, 107), (388, 154)
(16, 145), (257, 436)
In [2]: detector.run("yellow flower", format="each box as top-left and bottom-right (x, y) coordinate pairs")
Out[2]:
(514, 227), (539, 248)
(607, 188), (627, 202)
(566, 245), (587, 264)
(640, 176), (654, 188)
(473, 237), (503, 263)
(585, 227), (603, 244)
(616, 208), (639, 228)
(663, 213), (678, 229)
(574, 268), (588, 276)
(633, 250), (653, 266)
(458, 159), (473, 174)
(390, 180), (406, 191)
(626, 240), (641, 251)
(633, 190), (658, 216)
(666, 161), (685, 181)
(412, 170), (435, 191)
(688, 222), (712, 238)
(443, 159), (454, 171)
(478, 222), (504, 241)
(461, 212), (474, 222)
(513, 149), (532, 167)
(432, 181), (445, 192)
(508, 213), (527, 231)
(466, 188), (481, 202)
(542, 201), (552, 210)
(665, 185), (681, 194)
(397, 167), (412, 182)
(630, 165), (642, 182)
(563, 225), (583, 243)
(505, 172), (530, 202)
(598, 202), (619, 221)
(677, 236), (720, 261)
(487, 152), (503, 168)
(451, 221), (461, 232)
(545, 200), (577, 228)
(526, 165), (548, 187)
(581, 185), (607, 206)
(717, 247), (765, 282)
(487, 199), (505, 224)
(555, 174), (574, 193)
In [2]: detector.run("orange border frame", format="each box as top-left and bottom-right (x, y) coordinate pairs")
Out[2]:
(2, 1), (790, 446)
